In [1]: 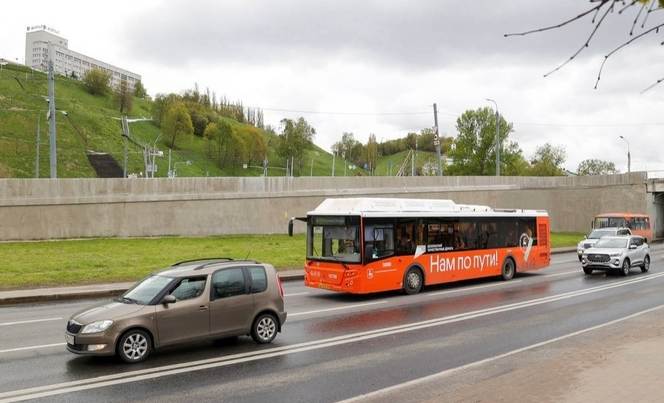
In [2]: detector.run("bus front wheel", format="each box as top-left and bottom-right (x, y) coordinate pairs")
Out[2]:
(500, 258), (516, 281)
(403, 267), (423, 295)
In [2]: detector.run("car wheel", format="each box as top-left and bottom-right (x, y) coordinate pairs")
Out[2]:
(621, 259), (630, 277)
(403, 267), (423, 295)
(251, 313), (278, 344)
(117, 329), (151, 363)
(583, 267), (593, 275)
(641, 256), (650, 273)
(500, 258), (516, 281)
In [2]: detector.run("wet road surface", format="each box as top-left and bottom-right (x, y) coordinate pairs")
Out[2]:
(1, 247), (664, 402)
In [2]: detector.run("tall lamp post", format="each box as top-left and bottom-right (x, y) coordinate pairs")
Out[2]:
(486, 98), (500, 176)
(619, 135), (631, 174)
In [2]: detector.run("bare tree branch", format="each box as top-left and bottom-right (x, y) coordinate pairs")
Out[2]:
(544, 1), (615, 77)
(594, 21), (664, 88)
(641, 75), (664, 93)
(504, 1), (609, 37)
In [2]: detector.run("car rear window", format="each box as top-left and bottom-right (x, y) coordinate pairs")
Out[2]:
(249, 267), (268, 293)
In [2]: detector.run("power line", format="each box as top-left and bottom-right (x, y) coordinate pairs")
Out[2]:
(257, 106), (431, 116)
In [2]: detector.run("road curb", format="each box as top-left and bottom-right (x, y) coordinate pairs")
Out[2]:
(0, 246), (593, 306)
(0, 272), (306, 306)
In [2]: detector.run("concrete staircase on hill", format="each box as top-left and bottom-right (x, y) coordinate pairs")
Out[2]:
(86, 151), (123, 178)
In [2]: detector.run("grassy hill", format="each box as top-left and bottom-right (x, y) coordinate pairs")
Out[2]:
(0, 63), (348, 178)
(374, 150), (439, 176)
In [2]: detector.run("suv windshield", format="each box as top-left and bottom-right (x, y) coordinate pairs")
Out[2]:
(121, 275), (174, 305)
(594, 238), (628, 249)
(307, 216), (361, 263)
(588, 229), (614, 239)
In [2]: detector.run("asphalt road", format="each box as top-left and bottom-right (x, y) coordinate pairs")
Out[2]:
(1, 247), (664, 402)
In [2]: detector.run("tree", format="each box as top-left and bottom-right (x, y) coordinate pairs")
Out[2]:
(152, 93), (181, 127)
(238, 126), (267, 164)
(366, 133), (379, 173)
(223, 129), (248, 172)
(134, 80), (147, 98)
(529, 143), (567, 176)
(577, 159), (618, 176)
(83, 68), (111, 95)
(447, 107), (526, 176)
(278, 117), (315, 175)
(162, 101), (193, 149)
(114, 79), (133, 114)
(506, 0), (664, 91)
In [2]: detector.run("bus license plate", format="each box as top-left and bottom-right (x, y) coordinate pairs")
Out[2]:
(65, 334), (75, 345)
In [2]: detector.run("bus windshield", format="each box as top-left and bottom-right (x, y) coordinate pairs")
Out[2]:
(307, 216), (361, 263)
(594, 217), (626, 229)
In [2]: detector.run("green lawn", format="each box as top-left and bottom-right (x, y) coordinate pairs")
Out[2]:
(550, 232), (584, 249)
(0, 232), (582, 290)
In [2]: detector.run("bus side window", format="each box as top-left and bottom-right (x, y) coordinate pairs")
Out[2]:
(645, 217), (650, 229)
(395, 221), (416, 255)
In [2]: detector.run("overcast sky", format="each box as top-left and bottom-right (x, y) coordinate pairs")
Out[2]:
(2, 0), (663, 173)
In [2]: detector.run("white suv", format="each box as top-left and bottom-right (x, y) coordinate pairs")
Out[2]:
(577, 227), (631, 262)
(581, 236), (650, 276)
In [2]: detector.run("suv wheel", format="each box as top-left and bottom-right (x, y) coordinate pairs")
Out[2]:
(641, 256), (650, 273)
(403, 267), (423, 295)
(621, 259), (630, 277)
(251, 313), (278, 344)
(583, 267), (593, 275)
(118, 329), (151, 363)
(500, 258), (515, 281)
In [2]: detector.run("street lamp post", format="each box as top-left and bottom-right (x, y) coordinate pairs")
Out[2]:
(486, 99), (500, 176)
(619, 135), (631, 174)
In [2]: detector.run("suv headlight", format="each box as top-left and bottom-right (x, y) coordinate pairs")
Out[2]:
(609, 252), (622, 257)
(81, 320), (114, 334)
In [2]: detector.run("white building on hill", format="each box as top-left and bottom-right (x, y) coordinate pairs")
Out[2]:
(24, 25), (141, 90)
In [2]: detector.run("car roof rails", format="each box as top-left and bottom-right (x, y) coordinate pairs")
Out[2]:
(172, 258), (234, 266)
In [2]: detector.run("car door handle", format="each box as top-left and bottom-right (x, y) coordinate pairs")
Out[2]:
(199, 305), (208, 311)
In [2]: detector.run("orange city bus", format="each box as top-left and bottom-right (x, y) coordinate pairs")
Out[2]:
(592, 213), (653, 242)
(290, 198), (551, 295)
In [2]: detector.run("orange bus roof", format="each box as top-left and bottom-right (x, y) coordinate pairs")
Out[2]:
(595, 213), (649, 218)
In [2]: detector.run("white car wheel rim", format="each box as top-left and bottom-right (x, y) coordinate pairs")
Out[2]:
(257, 318), (276, 341)
(123, 334), (148, 360)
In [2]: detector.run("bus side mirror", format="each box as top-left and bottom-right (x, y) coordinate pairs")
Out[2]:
(288, 218), (294, 237)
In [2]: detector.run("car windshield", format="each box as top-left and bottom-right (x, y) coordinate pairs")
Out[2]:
(121, 275), (174, 305)
(588, 229), (614, 239)
(594, 238), (628, 249)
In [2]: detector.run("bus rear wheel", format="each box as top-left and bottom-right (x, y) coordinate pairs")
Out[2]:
(403, 267), (423, 295)
(500, 258), (516, 281)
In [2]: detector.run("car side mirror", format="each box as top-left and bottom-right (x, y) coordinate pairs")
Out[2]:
(161, 294), (176, 305)
(629, 244), (637, 250)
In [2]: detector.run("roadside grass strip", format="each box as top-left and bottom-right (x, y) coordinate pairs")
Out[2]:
(2, 271), (664, 402)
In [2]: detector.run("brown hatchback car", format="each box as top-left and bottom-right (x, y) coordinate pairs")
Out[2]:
(65, 258), (287, 363)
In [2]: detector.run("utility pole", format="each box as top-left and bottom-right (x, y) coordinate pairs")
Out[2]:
(486, 99), (500, 176)
(433, 103), (442, 176)
(619, 136), (631, 174)
(35, 116), (40, 178)
(331, 152), (335, 177)
(310, 157), (314, 176)
(121, 115), (129, 178)
(168, 148), (172, 178)
(47, 43), (57, 178)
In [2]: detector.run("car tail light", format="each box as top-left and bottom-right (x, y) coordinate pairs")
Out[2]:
(277, 274), (284, 298)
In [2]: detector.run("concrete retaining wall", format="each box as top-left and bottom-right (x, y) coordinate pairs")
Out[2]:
(0, 173), (651, 241)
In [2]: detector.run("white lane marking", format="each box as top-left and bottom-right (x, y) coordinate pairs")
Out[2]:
(0, 317), (63, 327)
(2, 272), (664, 402)
(0, 343), (65, 354)
(541, 270), (579, 278)
(428, 280), (523, 296)
(289, 301), (388, 317)
(284, 292), (309, 297)
(338, 303), (664, 403)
